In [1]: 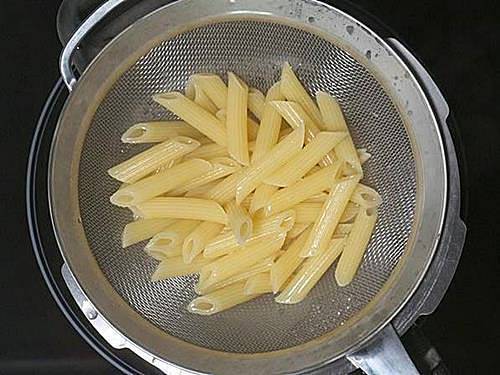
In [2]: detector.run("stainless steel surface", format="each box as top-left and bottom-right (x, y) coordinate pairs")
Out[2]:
(50, 0), (448, 373)
(60, 0), (128, 90)
(347, 324), (419, 374)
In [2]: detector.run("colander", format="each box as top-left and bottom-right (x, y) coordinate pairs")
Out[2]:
(47, 0), (466, 373)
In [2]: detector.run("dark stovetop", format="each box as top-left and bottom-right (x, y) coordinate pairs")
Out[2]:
(1, 0), (499, 374)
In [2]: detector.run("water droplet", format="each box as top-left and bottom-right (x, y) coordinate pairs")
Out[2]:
(346, 25), (354, 35)
(365, 50), (372, 59)
(308, 16), (315, 23)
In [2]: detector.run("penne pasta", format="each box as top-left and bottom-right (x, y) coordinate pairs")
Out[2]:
(249, 184), (278, 215)
(265, 131), (346, 186)
(110, 159), (211, 206)
(303, 192), (329, 203)
(317, 92), (362, 174)
(188, 282), (260, 315)
(145, 220), (199, 252)
(216, 109), (259, 142)
(351, 183), (382, 208)
(293, 202), (359, 226)
(280, 62), (323, 127)
(193, 82), (218, 113)
(247, 87), (265, 120)
(225, 200), (253, 244)
(151, 255), (211, 281)
(169, 157), (240, 196)
(244, 272), (273, 295)
(357, 148), (371, 165)
(108, 136), (200, 183)
(121, 218), (174, 248)
(120, 121), (204, 143)
(201, 233), (286, 287)
(270, 228), (311, 293)
(184, 181), (220, 198)
(145, 245), (182, 261)
(226, 72), (250, 165)
(204, 170), (243, 204)
(300, 175), (361, 257)
(286, 223), (311, 240)
(276, 238), (346, 304)
(235, 126), (305, 204)
(335, 207), (378, 286)
(189, 73), (228, 109)
(135, 197), (227, 224)
(182, 221), (225, 264)
(154, 92), (226, 146)
(203, 210), (295, 259)
(265, 161), (342, 215)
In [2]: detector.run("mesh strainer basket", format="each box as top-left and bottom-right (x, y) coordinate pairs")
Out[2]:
(48, 0), (465, 373)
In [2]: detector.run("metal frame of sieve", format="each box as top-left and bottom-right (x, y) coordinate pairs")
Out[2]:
(45, 0), (466, 374)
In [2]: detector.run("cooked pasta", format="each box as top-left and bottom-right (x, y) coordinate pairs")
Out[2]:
(188, 73), (228, 109)
(248, 88), (265, 120)
(226, 72), (250, 165)
(351, 183), (383, 208)
(182, 221), (225, 264)
(225, 200), (253, 244)
(145, 220), (199, 253)
(244, 272), (273, 295)
(193, 82), (218, 113)
(121, 121), (203, 143)
(151, 255), (211, 281)
(121, 218), (174, 248)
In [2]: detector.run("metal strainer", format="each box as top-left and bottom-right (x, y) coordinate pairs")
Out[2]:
(49, 0), (464, 373)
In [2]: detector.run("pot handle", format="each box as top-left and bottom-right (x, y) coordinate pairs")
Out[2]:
(60, 0), (127, 91)
(347, 324), (420, 374)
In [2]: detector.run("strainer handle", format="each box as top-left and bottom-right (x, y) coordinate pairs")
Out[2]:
(347, 324), (420, 375)
(60, 0), (128, 91)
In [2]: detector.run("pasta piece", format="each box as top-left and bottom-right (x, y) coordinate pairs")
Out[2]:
(135, 197), (227, 224)
(247, 88), (265, 120)
(188, 282), (259, 315)
(151, 255), (211, 281)
(340, 203), (360, 223)
(120, 121), (203, 143)
(108, 136), (200, 183)
(265, 161), (342, 215)
(121, 218), (174, 247)
(185, 142), (228, 160)
(226, 72), (250, 165)
(249, 184), (278, 215)
(110, 159), (211, 206)
(244, 272), (273, 295)
(189, 73), (228, 109)
(270, 228), (311, 293)
(196, 256), (274, 295)
(193, 82), (218, 113)
(182, 221), (225, 263)
(264, 131), (346, 186)
(271, 100), (335, 166)
(334, 223), (353, 238)
(184, 181), (220, 198)
(303, 192), (329, 203)
(216, 109), (259, 142)
(145, 245), (182, 261)
(276, 238), (346, 304)
(169, 157), (240, 195)
(225, 200), (253, 244)
(357, 148), (371, 164)
(251, 82), (284, 162)
(204, 171), (243, 204)
(287, 223), (310, 240)
(235, 126), (305, 204)
(300, 176), (361, 257)
(201, 233), (286, 286)
(335, 207), (378, 286)
(317, 92), (362, 174)
(280, 62), (323, 127)
(203, 210), (295, 259)
(351, 183), (382, 208)
(153, 92), (226, 146)
(294, 203), (359, 225)
(145, 220), (199, 252)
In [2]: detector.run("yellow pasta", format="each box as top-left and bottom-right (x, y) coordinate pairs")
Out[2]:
(188, 73), (228, 109)
(265, 161), (342, 215)
(244, 272), (273, 295)
(145, 220), (199, 253)
(151, 255), (211, 281)
(120, 121), (204, 143)
(280, 62), (323, 127)
(135, 197), (227, 224)
(108, 136), (200, 183)
(216, 109), (259, 141)
(192, 82), (218, 113)
(317, 91), (362, 174)
(184, 181), (220, 198)
(201, 233), (286, 287)
(225, 200), (253, 244)
(204, 170), (243, 204)
(286, 223), (310, 240)
(121, 218), (174, 248)
(265, 131), (346, 186)
(145, 245), (182, 261)
(169, 157), (240, 195)
(153, 92), (226, 146)
(335, 207), (378, 286)
(235, 126), (305, 204)
(300, 175), (361, 257)
(203, 210), (295, 259)
(351, 183), (382, 208)
(276, 238), (346, 304)
(248, 87), (265, 120)
(185, 142), (228, 160)
(226, 72), (250, 165)
(357, 148), (371, 164)
(249, 184), (278, 215)
(110, 159), (211, 206)
(188, 282), (260, 315)
(270, 228), (311, 293)
(182, 221), (225, 264)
